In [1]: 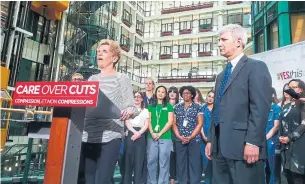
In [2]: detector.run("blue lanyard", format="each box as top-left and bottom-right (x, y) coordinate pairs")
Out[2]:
(184, 103), (192, 119)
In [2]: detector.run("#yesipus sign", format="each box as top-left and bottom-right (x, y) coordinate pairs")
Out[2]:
(13, 82), (99, 107)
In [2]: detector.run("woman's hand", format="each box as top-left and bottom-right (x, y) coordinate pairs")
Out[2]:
(279, 136), (290, 144)
(151, 133), (159, 140)
(131, 131), (141, 141)
(298, 98), (305, 103)
(120, 110), (131, 121)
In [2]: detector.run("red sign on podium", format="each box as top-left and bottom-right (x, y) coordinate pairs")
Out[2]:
(12, 81), (99, 107)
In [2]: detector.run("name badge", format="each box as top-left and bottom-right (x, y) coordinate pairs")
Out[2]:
(183, 119), (188, 127)
(154, 125), (160, 132)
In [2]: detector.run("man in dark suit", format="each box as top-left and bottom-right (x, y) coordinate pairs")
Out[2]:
(205, 24), (272, 184)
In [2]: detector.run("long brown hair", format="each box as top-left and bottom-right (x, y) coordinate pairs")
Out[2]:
(195, 88), (205, 104)
(272, 87), (279, 104)
(281, 83), (289, 108)
(134, 91), (145, 109)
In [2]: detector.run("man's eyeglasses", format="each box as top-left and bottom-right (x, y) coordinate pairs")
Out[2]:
(72, 78), (83, 81)
(134, 95), (142, 99)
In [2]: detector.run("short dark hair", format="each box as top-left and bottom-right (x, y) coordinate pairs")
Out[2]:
(152, 85), (168, 107)
(179, 86), (196, 101)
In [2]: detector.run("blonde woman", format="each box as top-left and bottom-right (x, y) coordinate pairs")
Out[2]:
(80, 39), (139, 184)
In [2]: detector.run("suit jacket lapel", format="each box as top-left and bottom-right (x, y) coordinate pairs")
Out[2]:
(222, 55), (248, 95)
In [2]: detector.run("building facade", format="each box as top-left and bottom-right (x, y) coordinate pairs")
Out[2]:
(251, 1), (305, 54)
(72, 1), (252, 95)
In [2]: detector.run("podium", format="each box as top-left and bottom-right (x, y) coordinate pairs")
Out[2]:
(43, 107), (86, 184)
(43, 90), (121, 184)
(11, 82), (121, 184)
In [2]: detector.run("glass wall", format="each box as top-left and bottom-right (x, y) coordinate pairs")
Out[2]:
(269, 21), (279, 49)
(290, 14), (305, 44)
(257, 32), (264, 53)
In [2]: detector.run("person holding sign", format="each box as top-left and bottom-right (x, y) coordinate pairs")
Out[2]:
(147, 86), (174, 184)
(172, 85), (203, 184)
(279, 79), (305, 184)
(80, 39), (139, 184)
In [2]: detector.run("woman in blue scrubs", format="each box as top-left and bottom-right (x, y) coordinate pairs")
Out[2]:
(265, 88), (281, 184)
(200, 90), (214, 184)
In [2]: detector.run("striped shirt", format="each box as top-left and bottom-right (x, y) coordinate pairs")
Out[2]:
(82, 72), (139, 143)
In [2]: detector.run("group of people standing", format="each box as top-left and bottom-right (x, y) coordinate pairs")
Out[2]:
(76, 23), (305, 184)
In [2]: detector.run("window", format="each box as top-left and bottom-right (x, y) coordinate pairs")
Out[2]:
(254, 17), (264, 34)
(252, 2), (258, 16)
(136, 20), (144, 31)
(289, 2), (305, 12)
(199, 43), (212, 52)
(199, 18), (212, 25)
(179, 44), (191, 53)
(267, 3), (277, 24)
(137, 1), (145, 15)
(161, 46), (172, 55)
(120, 34), (130, 46)
(243, 13), (251, 27)
(161, 23), (173, 32)
(180, 21), (191, 30)
(135, 44), (143, 53)
(290, 14), (305, 44)
(122, 9), (132, 22)
(258, 1), (265, 12)
(269, 21), (278, 49)
(228, 14), (242, 25)
(111, 1), (118, 13)
(256, 32), (264, 53)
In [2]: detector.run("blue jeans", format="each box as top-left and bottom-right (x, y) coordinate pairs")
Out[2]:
(201, 143), (212, 184)
(266, 139), (276, 184)
(147, 138), (172, 184)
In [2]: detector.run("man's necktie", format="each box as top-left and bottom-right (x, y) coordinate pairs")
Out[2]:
(213, 62), (233, 125)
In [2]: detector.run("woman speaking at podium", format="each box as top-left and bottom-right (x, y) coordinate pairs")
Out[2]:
(79, 39), (139, 184)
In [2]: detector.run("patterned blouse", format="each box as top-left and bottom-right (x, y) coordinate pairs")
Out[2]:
(174, 102), (203, 142)
(279, 102), (305, 174)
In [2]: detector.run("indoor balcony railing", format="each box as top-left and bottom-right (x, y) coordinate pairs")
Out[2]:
(179, 21), (192, 35)
(120, 34), (131, 52)
(161, 23), (174, 36)
(161, 2), (214, 14)
(122, 9), (132, 27)
(199, 18), (213, 32)
(136, 20), (144, 36)
(226, 1), (243, 5)
(158, 74), (216, 83)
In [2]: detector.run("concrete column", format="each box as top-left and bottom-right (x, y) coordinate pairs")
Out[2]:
(5, 1), (21, 69)
(216, 61), (224, 74)
(53, 7), (69, 81)
(217, 11), (224, 30)
(151, 66), (157, 82)
(152, 42), (158, 60)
